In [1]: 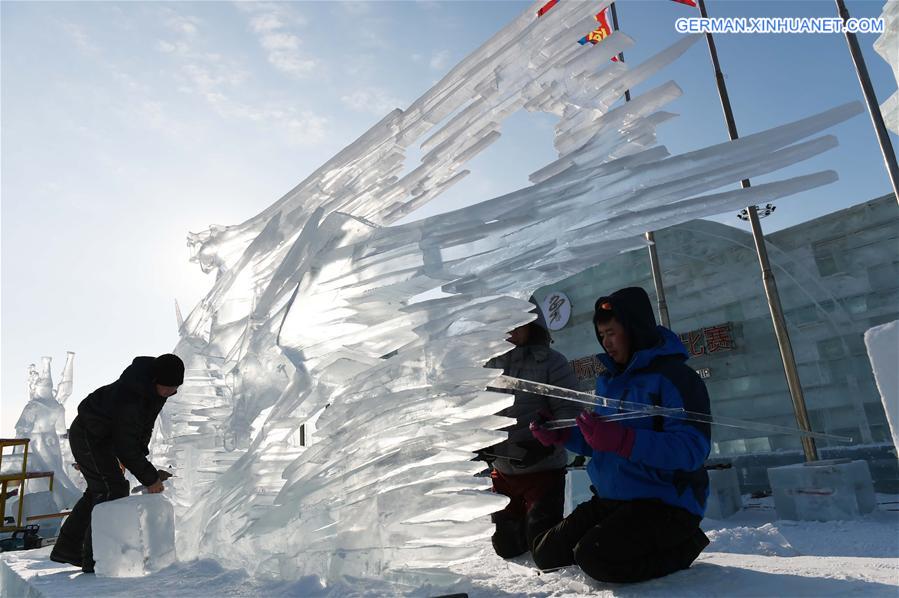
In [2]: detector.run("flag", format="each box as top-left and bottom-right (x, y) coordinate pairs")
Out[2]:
(671, 0), (697, 7)
(578, 6), (613, 46)
(537, 0), (558, 17)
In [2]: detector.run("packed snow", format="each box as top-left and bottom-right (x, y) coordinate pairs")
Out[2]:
(2, 493), (897, 596)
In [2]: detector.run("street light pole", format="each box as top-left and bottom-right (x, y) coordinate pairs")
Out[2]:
(697, 0), (818, 461)
(610, 2), (672, 327)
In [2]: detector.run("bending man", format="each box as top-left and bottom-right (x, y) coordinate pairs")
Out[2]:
(51, 354), (183, 573)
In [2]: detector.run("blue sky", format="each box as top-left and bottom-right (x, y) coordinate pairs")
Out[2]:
(2, 0), (896, 436)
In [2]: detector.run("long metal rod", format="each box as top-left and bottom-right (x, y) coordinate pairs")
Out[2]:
(645, 231), (671, 327)
(610, 2), (671, 327)
(494, 375), (851, 443)
(835, 0), (899, 205)
(697, 0), (818, 461)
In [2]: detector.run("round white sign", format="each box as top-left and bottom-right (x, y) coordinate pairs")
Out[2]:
(541, 291), (571, 331)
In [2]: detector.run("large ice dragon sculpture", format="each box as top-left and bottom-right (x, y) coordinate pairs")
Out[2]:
(154, 0), (861, 587)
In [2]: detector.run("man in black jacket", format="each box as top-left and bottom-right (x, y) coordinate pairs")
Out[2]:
(483, 303), (581, 559)
(50, 354), (184, 573)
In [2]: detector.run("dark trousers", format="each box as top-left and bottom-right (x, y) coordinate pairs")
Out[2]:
(51, 418), (129, 569)
(531, 496), (710, 583)
(490, 468), (566, 558)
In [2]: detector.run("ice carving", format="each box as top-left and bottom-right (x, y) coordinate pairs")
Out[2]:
(12, 353), (81, 507)
(151, 0), (863, 586)
(92, 495), (177, 577)
(864, 320), (899, 451)
(705, 467), (743, 520)
(767, 460), (876, 521)
(874, 0), (899, 134)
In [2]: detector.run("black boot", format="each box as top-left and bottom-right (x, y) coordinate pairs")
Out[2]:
(49, 545), (82, 568)
(492, 519), (528, 559)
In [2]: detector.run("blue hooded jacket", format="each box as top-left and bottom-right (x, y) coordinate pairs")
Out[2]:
(565, 325), (711, 517)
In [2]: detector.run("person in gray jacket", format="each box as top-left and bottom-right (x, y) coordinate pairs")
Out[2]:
(484, 303), (581, 559)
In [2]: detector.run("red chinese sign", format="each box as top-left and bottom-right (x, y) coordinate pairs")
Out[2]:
(570, 355), (608, 381)
(679, 322), (736, 357)
(569, 323), (735, 382)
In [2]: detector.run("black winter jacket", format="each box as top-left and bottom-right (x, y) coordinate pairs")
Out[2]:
(75, 357), (165, 487)
(486, 344), (581, 475)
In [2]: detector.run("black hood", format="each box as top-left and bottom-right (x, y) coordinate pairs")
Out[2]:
(527, 295), (552, 346)
(593, 286), (661, 353)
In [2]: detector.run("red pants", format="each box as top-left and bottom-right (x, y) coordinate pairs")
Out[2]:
(490, 468), (566, 558)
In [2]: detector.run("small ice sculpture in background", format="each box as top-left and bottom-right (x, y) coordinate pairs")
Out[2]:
(153, 0), (863, 588)
(13, 353), (82, 507)
(875, 0), (899, 134)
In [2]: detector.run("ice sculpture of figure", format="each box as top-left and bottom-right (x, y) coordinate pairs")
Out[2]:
(875, 0), (899, 134)
(14, 353), (81, 507)
(155, 0), (863, 588)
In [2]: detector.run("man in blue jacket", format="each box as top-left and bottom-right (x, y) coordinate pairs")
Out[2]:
(530, 286), (710, 583)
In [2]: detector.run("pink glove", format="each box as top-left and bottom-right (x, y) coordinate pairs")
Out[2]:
(529, 410), (571, 447)
(576, 411), (636, 458)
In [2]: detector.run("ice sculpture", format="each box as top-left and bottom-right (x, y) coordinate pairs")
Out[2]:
(875, 0), (899, 134)
(92, 495), (177, 577)
(154, 0), (862, 587)
(13, 353), (81, 507)
(864, 321), (899, 451)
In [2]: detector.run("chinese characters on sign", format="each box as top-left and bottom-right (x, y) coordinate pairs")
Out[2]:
(570, 355), (608, 381)
(569, 323), (734, 384)
(569, 355), (712, 381)
(541, 291), (571, 331)
(678, 323), (736, 357)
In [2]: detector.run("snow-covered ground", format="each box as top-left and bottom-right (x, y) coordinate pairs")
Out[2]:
(3, 494), (897, 597)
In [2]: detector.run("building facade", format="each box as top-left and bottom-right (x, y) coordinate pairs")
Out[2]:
(535, 194), (898, 486)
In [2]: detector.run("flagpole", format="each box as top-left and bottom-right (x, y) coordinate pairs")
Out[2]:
(835, 0), (899, 206)
(610, 2), (672, 328)
(696, 0), (818, 462)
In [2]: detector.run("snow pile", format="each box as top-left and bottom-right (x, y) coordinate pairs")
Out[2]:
(864, 320), (899, 451)
(92, 495), (176, 577)
(705, 523), (798, 556)
(875, 0), (899, 134)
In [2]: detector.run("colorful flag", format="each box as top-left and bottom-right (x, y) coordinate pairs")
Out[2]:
(537, 0), (558, 17)
(578, 6), (613, 46)
(671, 0), (698, 7)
